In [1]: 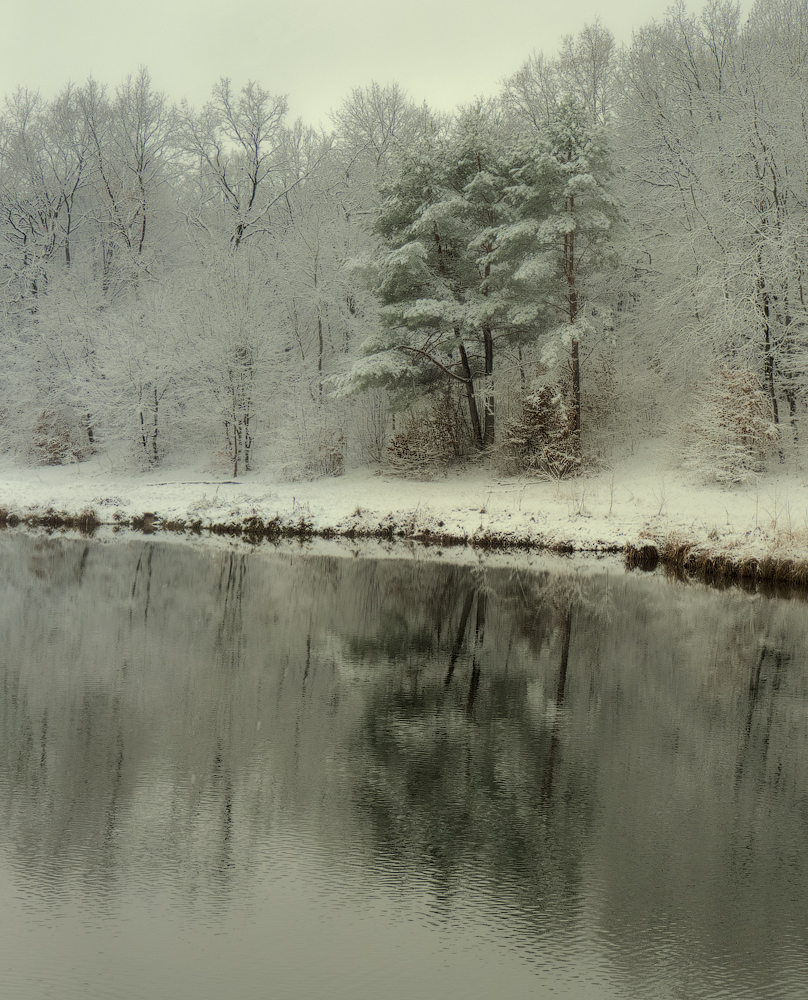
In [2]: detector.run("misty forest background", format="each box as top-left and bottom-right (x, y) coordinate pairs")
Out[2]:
(1, 0), (806, 484)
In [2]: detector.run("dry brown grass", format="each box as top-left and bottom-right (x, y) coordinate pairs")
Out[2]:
(624, 542), (660, 570)
(25, 507), (100, 536)
(625, 531), (808, 593)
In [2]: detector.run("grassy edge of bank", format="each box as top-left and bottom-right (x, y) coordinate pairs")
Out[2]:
(3, 503), (808, 594)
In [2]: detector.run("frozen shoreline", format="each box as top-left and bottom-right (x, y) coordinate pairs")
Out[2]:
(2, 442), (808, 585)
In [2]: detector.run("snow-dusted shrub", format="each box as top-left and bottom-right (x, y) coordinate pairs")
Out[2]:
(502, 372), (581, 479)
(272, 430), (346, 480)
(307, 427), (346, 477)
(353, 389), (393, 465)
(267, 394), (349, 480)
(31, 408), (94, 466)
(387, 384), (473, 476)
(682, 366), (779, 483)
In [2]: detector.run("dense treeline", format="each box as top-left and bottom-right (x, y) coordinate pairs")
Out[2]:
(1, 0), (806, 481)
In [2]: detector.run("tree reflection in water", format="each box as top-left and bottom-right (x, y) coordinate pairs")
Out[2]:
(0, 535), (806, 998)
(343, 561), (603, 935)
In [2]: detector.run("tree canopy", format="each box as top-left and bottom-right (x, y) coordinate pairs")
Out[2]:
(2, 2), (808, 482)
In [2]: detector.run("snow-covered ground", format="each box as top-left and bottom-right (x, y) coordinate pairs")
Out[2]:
(2, 439), (808, 568)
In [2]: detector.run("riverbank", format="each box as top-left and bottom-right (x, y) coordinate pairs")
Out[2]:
(2, 442), (808, 586)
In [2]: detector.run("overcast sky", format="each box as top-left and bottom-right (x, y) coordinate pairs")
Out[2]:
(5, 0), (754, 126)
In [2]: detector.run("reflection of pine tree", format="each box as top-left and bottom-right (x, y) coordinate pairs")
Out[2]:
(347, 565), (596, 925)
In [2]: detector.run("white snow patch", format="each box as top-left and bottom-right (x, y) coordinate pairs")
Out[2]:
(1, 441), (807, 566)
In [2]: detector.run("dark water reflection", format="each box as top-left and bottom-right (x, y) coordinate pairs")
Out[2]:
(0, 535), (806, 999)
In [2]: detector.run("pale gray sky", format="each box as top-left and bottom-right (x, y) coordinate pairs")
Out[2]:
(4, 0), (754, 125)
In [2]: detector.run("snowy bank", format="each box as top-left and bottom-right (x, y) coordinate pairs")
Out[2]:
(2, 443), (808, 586)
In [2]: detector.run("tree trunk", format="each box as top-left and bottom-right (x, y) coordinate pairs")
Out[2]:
(757, 266), (779, 429)
(437, 223), (484, 450)
(233, 420), (242, 478)
(566, 194), (581, 454)
(318, 314), (324, 402)
(571, 336), (581, 447)
(140, 410), (149, 463)
(786, 387), (798, 444)
(456, 334), (483, 449)
(152, 386), (159, 464)
(482, 325), (495, 446)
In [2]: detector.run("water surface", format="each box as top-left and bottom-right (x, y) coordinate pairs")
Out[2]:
(0, 535), (806, 998)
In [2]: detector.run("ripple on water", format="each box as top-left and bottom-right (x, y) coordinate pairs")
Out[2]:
(0, 537), (807, 999)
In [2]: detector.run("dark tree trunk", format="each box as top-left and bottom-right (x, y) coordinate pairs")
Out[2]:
(482, 325), (494, 447)
(456, 336), (483, 449)
(565, 193), (581, 455)
(570, 337), (581, 459)
(556, 607), (572, 705)
(786, 387), (798, 444)
(318, 314), (324, 403)
(435, 221), (486, 450)
(466, 591), (486, 715)
(445, 587), (476, 686)
(760, 283), (779, 427)
(152, 386), (159, 464)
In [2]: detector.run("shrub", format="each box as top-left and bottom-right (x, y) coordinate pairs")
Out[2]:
(309, 428), (345, 477)
(387, 383), (473, 476)
(270, 401), (348, 481)
(502, 370), (581, 478)
(354, 389), (392, 465)
(682, 366), (779, 483)
(32, 409), (94, 466)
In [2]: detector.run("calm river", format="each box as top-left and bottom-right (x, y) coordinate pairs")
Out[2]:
(0, 534), (806, 999)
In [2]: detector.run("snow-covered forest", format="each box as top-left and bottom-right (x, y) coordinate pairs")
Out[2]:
(2, 0), (806, 485)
